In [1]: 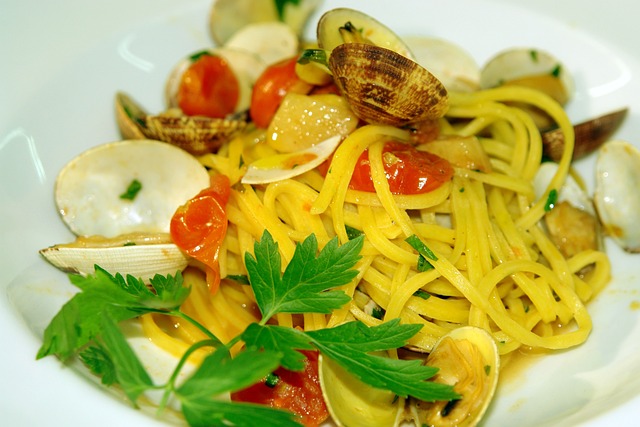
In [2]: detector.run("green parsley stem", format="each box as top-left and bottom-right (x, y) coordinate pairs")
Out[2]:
(157, 338), (221, 414)
(171, 310), (223, 345)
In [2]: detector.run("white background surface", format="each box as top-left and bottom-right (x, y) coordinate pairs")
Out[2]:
(1, 0), (639, 426)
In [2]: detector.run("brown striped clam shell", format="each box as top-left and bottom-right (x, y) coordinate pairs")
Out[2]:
(328, 43), (449, 127)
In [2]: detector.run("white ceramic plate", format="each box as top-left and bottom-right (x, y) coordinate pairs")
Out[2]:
(2, 0), (639, 426)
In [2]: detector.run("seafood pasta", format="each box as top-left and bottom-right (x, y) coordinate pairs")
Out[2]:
(141, 83), (610, 362)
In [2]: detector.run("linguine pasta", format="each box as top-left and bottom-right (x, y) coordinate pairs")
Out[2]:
(141, 85), (610, 367)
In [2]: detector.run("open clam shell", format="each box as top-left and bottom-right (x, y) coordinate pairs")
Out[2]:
(409, 326), (500, 427)
(594, 140), (640, 253)
(54, 139), (210, 238)
(317, 7), (415, 59)
(40, 234), (189, 281)
(404, 36), (480, 93)
(329, 43), (448, 126)
(319, 354), (406, 427)
(115, 92), (247, 156)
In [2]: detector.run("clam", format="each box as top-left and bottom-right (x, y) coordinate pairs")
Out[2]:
(224, 21), (299, 67)
(480, 48), (574, 129)
(404, 36), (481, 93)
(541, 108), (628, 162)
(317, 7), (415, 59)
(319, 326), (499, 427)
(594, 140), (640, 253)
(409, 326), (500, 427)
(115, 92), (247, 156)
(319, 354), (406, 427)
(329, 43), (449, 126)
(480, 48), (574, 104)
(241, 135), (342, 185)
(208, 0), (322, 46)
(40, 139), (210, 281)
(534, 162), (601, 260)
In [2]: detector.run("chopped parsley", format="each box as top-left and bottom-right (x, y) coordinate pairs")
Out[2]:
(544, 189), (558, 212)
(119, 179), (142, 200)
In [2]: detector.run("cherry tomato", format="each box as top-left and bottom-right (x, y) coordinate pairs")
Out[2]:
(250, 56), (313, 128)
(231, 350), (328, 427)
(170, 174), (230, 293)
(177, 53), (239, 118)
(322, 140), (453, 195)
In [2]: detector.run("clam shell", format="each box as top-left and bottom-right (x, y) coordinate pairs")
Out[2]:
(55, 139), (210, 238)
(318, 354), (405, 427)
(409, 326), (500, 427)
(594, 140), (640, 253)
(40, 242), (189, 282)
(480, 47), (574, 104)
(115, 92), (247, 156)
(541, 108), (628, 162)
(329, 43), (448, 126)
(404, 36), (480, 93)
(317, 7), (414, 59)
(144, 114), (247, 156)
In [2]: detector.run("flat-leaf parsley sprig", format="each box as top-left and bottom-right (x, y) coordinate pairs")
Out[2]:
(37, 230), (458, 426)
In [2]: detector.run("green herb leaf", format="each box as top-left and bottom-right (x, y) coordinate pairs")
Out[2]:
(307, 319), (460, 401)
(297, 48), (329, 67)
(241, 323), (314, 371)
(177, 347), (281, 400)
(97, 312), (154, 404)
(181, 399), (301, 427)
(246, 231), (361, 320)
(176, 345), (302, 426)
(37, 267), (190, 360)
(545, 189), (558, 211)
(120, 179), (142, 200)
(405, 234), (438, 271)
(274, 0), (301, 21)
(79, 345), (117, 386)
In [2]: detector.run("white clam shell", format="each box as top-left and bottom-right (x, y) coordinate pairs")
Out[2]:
(241, 135), (342, 185)
(40, 242), (189, 281)
(404, 36), (480, 93)
(55, 139), (209, 238)
(225, 21), (299, 66)
(594, 140), (640, 252)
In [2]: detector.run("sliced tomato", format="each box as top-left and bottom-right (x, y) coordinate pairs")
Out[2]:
(177, 53), (239, 118)
(231, 350), (328, 427)
(323, 140), (453, 195)
(250, 56), (313, 128)
(170, 174), (230, 293)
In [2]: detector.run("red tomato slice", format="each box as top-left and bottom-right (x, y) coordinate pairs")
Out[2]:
(323, 140), (453, 195)
(177, 53), (239, 118)
(250, 56), (313, 129)
(170, 174), (230, 293)
(231, 350), (328, 427)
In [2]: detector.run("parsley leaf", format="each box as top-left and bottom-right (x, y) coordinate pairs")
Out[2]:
(241, 323), (314, 371)
(120, 179), (142, 200)
(37, 266), (191, 360)
(307, 320), (460, 402)
(177, 347), (301, 426)
(246, 231), (362, 320)
(274, 0), (301, 21)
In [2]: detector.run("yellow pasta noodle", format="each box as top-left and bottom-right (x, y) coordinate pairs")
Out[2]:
(142, 85), (610, 362)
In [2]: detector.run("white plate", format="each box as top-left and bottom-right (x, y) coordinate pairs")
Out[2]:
(1, 0), (639, 426)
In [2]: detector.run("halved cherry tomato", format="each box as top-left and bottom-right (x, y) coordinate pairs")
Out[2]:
(177, 53), (239, 118)
(231, 350), (328, 427)
(321, 140), (453, 195)
(170, 174), (230, 293)
(250, 56), (313, 128)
